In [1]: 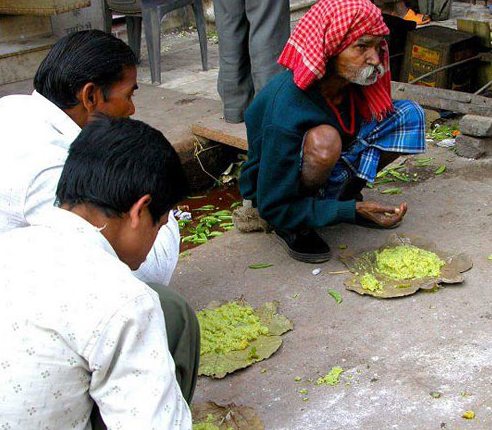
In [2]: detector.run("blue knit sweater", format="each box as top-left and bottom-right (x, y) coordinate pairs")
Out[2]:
(239, 70), (358, 230)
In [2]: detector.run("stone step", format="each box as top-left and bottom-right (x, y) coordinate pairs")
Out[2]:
(0, 15), (52, 43)
(192, 113), (247, 151)
(0, 35), (57, 85)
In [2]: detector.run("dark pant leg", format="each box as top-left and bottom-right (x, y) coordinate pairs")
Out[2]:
(91, 285), (200, 430)
(246, 0), (291, 93)
(213, 0), (254, 123)
(150, 285), (200, 404)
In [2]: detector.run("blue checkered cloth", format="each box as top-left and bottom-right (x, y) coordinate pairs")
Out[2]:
(323, 99), (426, 198)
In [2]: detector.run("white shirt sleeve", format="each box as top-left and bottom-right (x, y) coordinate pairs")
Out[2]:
(24, 167), (180, 287)
(133, 211), (181, 286)
(86, 291), (192, 430)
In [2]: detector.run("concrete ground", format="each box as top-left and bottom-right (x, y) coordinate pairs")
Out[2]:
(172, 144), (492, 429)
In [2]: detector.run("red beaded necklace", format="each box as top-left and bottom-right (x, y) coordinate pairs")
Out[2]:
(325, 91), (356, 136)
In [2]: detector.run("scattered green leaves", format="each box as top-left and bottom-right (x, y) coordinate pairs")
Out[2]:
(435, 165), (446, 175)
(328, 289), (343, 304)
(195, 205), (216, 211)
(430, 391), (442, 399)
(414, 157), (434, 166)
(380, 187), (402, 195)
(230, 201), (242, 209)
(426, 124), (459, 142)
(249, 264), (273, 270)
(294, 376), (302, 382)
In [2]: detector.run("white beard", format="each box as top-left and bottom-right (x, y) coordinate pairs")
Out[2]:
(349, 63), (386, 86)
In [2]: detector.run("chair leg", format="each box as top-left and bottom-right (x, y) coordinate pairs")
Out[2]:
(142, 7), (162, 84)
(102, 0), (113, 33)
(126, 16), (142, 62)
(192, 0), (209, 71)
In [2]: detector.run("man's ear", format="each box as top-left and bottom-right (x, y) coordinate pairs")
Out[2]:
(79, 82), (105, 114)
(129, 194), (153, 228)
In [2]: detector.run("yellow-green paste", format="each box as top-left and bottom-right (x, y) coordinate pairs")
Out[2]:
(193, 424), (220, 430)
(360, 273), (383, 292)
(375, 245), (445, 280)
(197, 302), (269, 356)
(316, 367), (344, 386)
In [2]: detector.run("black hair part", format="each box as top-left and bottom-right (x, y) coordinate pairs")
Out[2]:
(56, 116), (189, 223)
(34, 30), (137, 110)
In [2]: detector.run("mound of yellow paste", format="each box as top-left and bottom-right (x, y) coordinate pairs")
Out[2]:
(198, 302), (269, 356)
(375, 245), (445, 280)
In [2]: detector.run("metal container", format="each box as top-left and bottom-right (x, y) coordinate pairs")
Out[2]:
(400, 25), (479, 92)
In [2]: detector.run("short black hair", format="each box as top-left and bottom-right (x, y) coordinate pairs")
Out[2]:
(34, 30), (137, 110)
(56, 116), (189, 223)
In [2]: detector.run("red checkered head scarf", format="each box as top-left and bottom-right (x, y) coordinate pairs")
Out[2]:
(278, 0), (392, 121)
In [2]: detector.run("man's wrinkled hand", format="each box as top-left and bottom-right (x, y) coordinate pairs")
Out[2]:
(355, 201), (407, 228)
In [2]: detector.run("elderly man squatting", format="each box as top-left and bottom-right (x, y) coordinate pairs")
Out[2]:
(239, 0), (426, 263)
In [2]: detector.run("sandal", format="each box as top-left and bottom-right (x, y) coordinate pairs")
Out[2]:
(403, 8), (431, 25)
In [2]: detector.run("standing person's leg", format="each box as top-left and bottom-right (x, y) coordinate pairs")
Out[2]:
(91, 286), (200, 430)
(213, 0), (254, 123)
(246, 0), (290, 93)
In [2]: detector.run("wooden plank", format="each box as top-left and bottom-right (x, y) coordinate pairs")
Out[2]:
(192, 113), (248, 150)
(391, 81), (492, 116)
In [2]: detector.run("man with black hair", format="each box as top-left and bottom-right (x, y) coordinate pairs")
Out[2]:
(0, 117), (193, 430)
(0, 29), (180, 287)
(0, 30), (199, 406)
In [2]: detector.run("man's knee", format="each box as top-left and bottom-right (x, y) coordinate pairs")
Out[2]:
(304, 125), (342, 167)
(147, 285), (199, 348)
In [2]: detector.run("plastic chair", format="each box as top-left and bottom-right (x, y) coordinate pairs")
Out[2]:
(104, 0), (208, 84)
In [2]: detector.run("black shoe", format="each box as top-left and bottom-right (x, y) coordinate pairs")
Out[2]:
(274, 228), (331, 263)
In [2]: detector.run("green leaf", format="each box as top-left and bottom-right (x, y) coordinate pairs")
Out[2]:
(388, 170), (410, 182)
(230, 202), (242, 209)
(186, 195), (207, 199)
(249, 264), (273, 269)
(220, 222), (235, 228)
(414, 157), (434, 165)
(435, 165), (446, 175)
(255, 301), (294, 336)
(195, 205), (216, 211)
(198, 301), (292, 378)
(380, 187), (402, 195)
(211, 210), (232, 217)
(208, 231), (223, 237)
(199, 335), (283, 378)
(182, 235), (197, 243)
(328, 289), (343, 304)
(179, 251), (191, 258)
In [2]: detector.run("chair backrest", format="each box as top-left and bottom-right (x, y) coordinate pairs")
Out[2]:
(0, 0), (90, 16)
(106, 0), (141, 14)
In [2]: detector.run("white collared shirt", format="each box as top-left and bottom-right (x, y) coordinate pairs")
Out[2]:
(0, 91), (180, 286)
(0, 208), (192, 430)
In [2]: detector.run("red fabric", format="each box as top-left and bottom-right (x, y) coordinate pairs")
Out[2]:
(278, 0), (392, 121)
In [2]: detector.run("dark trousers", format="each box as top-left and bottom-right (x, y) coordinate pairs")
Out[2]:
(91, 286), (200, 429)
(213, 0), (290, 123)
